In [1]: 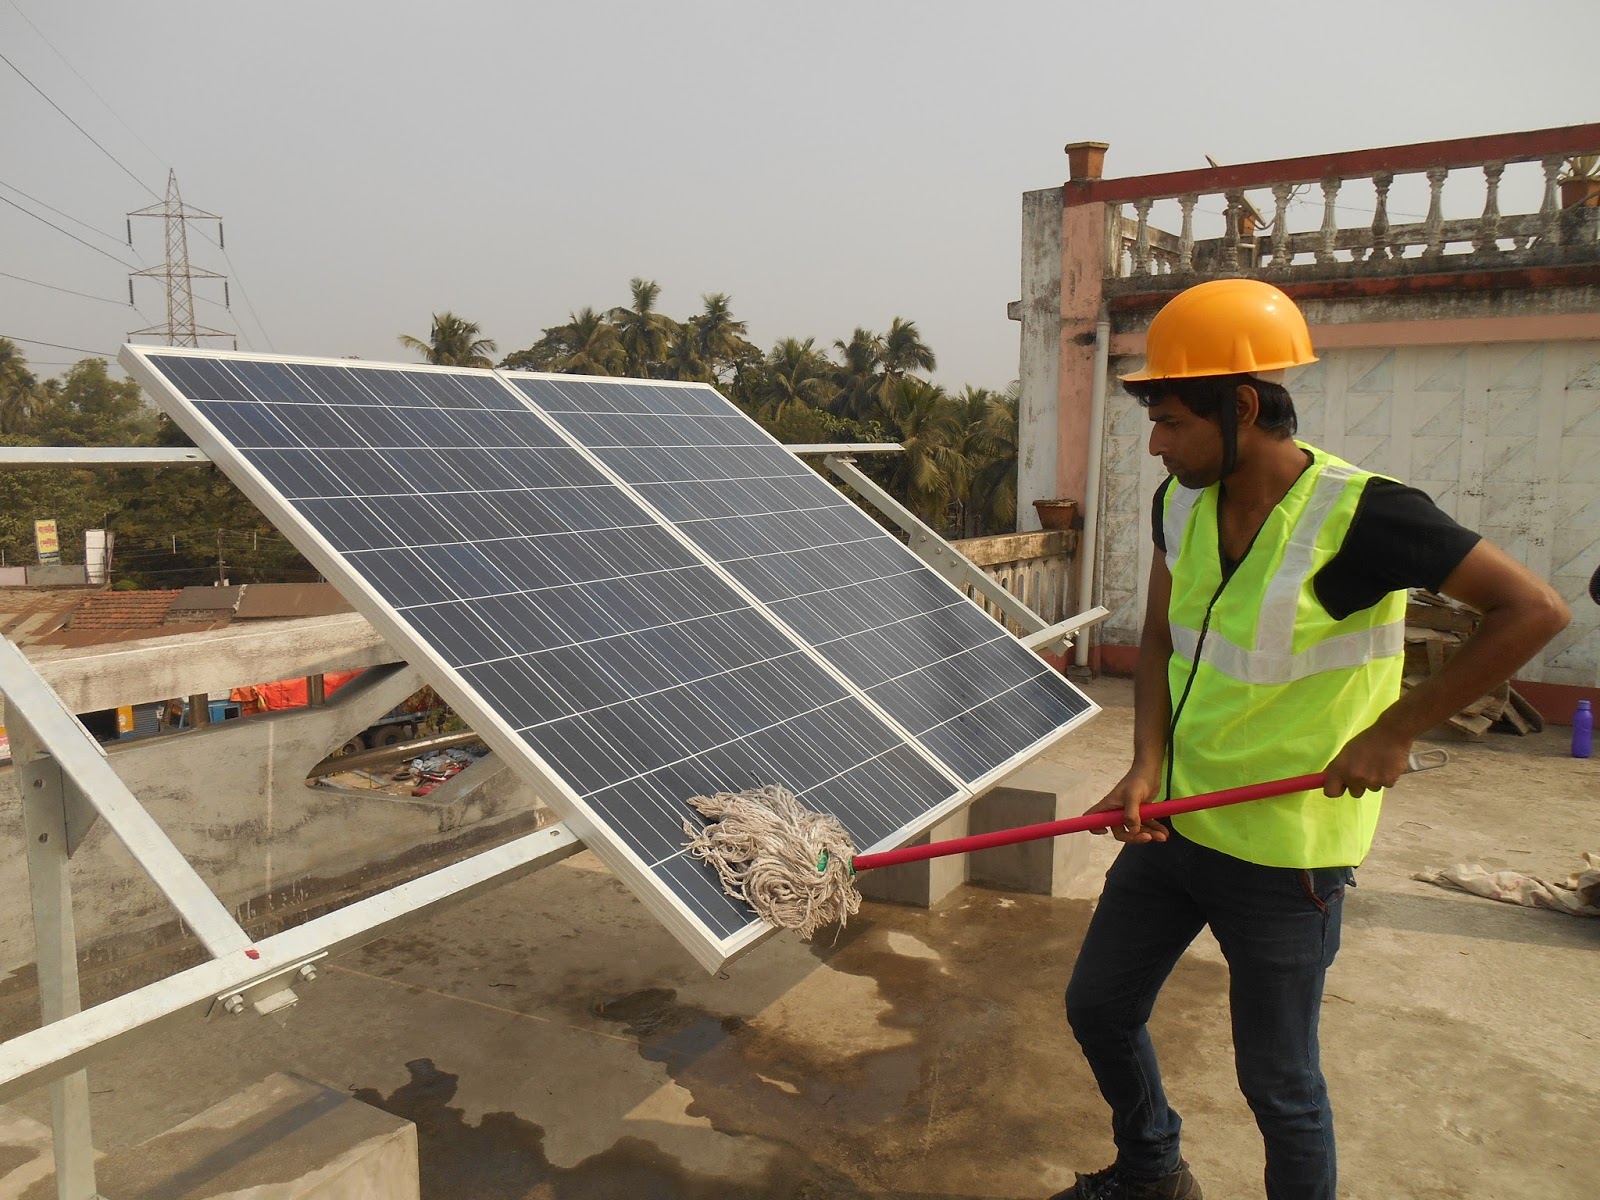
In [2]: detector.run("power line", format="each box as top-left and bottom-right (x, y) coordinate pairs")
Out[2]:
(0, 192), (140, 269)
(0, 269), (127, 306)
(0, 33), (270, 351)
(216, 250), (270, 350)
(0, 178), (130, 247)
(4, 1), (169, 178)
(0, 47), (158, 199)
(186, 224), (272, 350)
(1, 333), (114, 356)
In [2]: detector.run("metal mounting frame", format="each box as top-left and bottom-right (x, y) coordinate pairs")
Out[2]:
(0, 438), (1101, 1196)
(0, 631), (581, 1197)
(820, 454), (1109, 653)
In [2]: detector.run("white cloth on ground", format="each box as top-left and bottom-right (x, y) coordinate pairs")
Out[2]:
(1413, 852), (1600, 917)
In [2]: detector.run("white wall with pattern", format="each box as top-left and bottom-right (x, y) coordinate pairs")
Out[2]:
(1095, 340), (1600, 687)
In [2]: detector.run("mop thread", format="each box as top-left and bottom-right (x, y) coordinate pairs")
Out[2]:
(683, 784), (861, 940)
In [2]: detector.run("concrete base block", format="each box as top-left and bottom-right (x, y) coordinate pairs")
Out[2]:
(2, 1074), (418, 1199)
(843, 759), (1109, 909)
(855, 809), (969, 908)
(967, 761), (1105, 899)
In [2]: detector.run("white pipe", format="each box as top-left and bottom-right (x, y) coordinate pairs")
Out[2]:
(1074, 306), (1112, 669)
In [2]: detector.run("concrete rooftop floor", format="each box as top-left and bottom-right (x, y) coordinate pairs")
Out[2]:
(6, 676), (1598, 1198)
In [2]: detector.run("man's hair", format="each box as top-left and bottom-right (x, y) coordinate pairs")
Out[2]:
(1124, 373), (1298, 438)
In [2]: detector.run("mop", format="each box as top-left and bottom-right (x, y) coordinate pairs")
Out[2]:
(684, 753), (1447, 938)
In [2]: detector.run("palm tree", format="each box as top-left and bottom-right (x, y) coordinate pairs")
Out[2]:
(609, 278), (679, 378)
(831, 327), (884, 422)
(553, 307), (624, 376)
(691, 293), (756, 385)
(398, 312), (497, 367)
(662, 323), (709, 383)
(879, 375), (968, 527)
(959, 384), (1020, 535)
(880, 317), (937, 382)
(752, 337), (840, 418)
(0, 338), (39, 437)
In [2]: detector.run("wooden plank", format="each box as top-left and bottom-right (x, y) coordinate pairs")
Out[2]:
(1406, 606), (1479, 634)
(1425, 637), (1447, 676)
(1447, 712), (1493, 740)
(1498, 704), (1534, 735)
(1508, 687), (1546, 733)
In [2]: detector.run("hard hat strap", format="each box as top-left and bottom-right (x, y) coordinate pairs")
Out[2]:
(1219, 386), (1239, 478)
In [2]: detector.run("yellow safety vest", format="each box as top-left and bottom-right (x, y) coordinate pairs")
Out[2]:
(1161, 443), (1405, 867)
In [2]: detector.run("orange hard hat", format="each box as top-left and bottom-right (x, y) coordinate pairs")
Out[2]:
(1120, 278), (1317, 382)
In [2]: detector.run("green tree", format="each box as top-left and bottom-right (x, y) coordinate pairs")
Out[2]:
(29, 358), (157, 447)
(748, 337), (839, 418)
(0, 337), (39, 437)
(831, 327), (885, 422)
(690, 293), (758, 386)
(608, 278), (679, 377)
(398, 312), (497, 367)
(880, 317), (936, 383)
(956, 384), (1019, 536)
(502, 307), (625, 376)
(662, 323), (708, 383)
(879, 375), (968, 528)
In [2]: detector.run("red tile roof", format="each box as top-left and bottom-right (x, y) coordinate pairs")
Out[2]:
(68, 590), (181, 630)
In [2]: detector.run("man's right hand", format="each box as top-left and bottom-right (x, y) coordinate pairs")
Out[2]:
(1084, 765), (1168, 843)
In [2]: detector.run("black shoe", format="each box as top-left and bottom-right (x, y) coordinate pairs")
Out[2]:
(1047, 1159), (1203, 1200)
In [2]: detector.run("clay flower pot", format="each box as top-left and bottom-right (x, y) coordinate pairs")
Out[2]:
(1560, 178), (1600, 209)
(1033, 498), (1079, 531)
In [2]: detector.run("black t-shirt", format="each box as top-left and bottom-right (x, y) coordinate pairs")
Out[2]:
(1152, 474), (1482, 621)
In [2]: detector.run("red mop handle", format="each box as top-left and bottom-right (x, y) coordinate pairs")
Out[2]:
(851, 772), (1327, 873)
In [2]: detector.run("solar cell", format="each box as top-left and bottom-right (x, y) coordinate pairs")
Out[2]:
(506, 375), (1094, 787)
(122, 349), (1098, 969)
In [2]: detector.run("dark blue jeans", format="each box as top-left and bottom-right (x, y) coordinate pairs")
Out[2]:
(1065, 824), (1351, 1200)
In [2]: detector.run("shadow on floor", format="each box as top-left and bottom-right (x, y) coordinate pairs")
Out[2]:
(1347, 887), (1600, 949)
(355, 1057), (1024, 1200)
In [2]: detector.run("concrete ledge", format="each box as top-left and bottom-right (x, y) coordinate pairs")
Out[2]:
(1, 1074), (419, 1199)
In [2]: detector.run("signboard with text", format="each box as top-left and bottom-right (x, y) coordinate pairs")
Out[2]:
(34, 519), (60, 565)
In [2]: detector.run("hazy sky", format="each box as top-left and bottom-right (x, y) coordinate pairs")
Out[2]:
(3, 0), (1596, 392)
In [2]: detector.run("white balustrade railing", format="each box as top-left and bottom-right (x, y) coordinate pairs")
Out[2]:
(1089, 130), (1600, 288)
(950, 531), (1076, 635)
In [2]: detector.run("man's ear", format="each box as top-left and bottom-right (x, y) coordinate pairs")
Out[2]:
(1234, 383), (1261, 431)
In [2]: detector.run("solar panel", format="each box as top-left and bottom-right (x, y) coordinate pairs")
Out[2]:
(506, 375), (1094, 786)
(121, 348), (1097, 970)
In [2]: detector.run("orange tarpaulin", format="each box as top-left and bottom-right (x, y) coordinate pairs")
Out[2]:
(230, 671), (362, 713)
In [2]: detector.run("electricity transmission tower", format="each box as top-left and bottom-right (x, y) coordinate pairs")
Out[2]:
(127, 169), (235, 348)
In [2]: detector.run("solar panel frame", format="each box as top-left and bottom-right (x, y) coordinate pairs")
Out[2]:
(121, 347), (1098, 971)
(118, 349), (969, 969)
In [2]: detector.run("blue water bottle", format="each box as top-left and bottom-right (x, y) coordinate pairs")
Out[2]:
(1574, 700), (1593, 759)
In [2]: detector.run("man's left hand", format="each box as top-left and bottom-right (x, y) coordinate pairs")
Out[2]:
(1324, 724), (1413, 797)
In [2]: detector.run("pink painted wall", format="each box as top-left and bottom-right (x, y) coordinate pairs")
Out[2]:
(1053, 202), (1106, 506)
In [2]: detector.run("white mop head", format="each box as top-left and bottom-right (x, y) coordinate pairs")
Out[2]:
(683, 784), (862, 940)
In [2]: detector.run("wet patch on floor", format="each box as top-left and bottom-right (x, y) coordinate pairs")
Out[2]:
(575, 891), (1234, 1199)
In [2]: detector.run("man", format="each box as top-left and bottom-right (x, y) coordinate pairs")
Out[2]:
(1053, 279), (1569, 1200)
